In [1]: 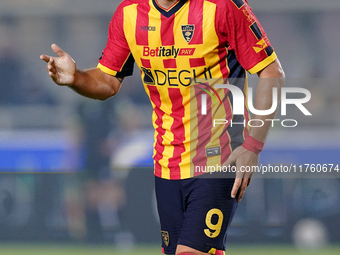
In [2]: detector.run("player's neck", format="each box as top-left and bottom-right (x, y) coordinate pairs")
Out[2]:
(156, 0), (179, 9)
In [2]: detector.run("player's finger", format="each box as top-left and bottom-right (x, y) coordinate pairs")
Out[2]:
(51, 43), (66, 57)
(48, 65), (56, 74)
(247, 173), (253, 187)
(40, 54), (51, 63)
(48, 58), (57, 72)
(231, 177), (242, 199)
(237, 171), (253, 201)
(48, 71), (56, 78)
(48, 71), (58, 81)
(47, 63), (56, 74)
(237, 178), (249, 202)
(231, 162), (243, 198)
(46, 63), (55, 73)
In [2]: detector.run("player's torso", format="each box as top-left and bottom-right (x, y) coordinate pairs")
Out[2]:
(120, 0), (245, 179)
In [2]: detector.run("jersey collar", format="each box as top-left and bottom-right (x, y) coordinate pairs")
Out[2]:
(152, 0), (188, 18)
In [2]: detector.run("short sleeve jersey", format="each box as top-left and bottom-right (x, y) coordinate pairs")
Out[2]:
(98, 0), (277, 180)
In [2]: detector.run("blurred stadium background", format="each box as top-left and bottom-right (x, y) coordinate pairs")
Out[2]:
(0, 0), (339, 254)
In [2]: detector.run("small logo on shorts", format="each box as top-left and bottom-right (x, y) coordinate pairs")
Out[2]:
(161, 231), (169, 246)
(206, 146), (221, 157)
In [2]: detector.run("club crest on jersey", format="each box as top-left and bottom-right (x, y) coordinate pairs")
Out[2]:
(181, 25), (195, 43)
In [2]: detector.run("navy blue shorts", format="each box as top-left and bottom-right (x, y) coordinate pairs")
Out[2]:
(155, 176), (238, 254)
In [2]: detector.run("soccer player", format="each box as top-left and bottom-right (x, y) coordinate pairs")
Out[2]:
(40, 0), (284, 254)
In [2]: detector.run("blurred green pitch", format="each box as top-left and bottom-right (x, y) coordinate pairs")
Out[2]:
(0, 244), (339, 255)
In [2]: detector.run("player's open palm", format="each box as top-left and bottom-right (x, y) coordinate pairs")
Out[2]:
(40, 44), (76, 86)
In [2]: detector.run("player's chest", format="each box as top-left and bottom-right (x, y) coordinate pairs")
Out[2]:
(123, 3), (220, 49)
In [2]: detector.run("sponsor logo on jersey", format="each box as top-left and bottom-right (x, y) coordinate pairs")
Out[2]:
(181, 25), (195, 43)
(141, 67), (155, 85)
(141, 66), (212, 86)
(253, 38), (267, 53)
(161, 231), (169, 246)
(140, 26), (156, 31)
(179, 48), (196, 56)
(143, 46), (195, 58)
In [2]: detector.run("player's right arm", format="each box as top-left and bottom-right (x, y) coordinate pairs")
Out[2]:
(40, 2), (134, 100)
(40, 43), (123, 101)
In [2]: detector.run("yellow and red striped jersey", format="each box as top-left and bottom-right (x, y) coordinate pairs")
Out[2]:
(98, 0), (277, 179)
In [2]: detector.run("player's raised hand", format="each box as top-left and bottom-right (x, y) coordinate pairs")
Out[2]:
(40, 44), (76, 86)
(223, 146), (258, 202)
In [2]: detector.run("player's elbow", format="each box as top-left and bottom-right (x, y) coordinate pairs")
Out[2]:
(275, 63), (285, 80)
(99, 72), (123, 100)
(97, 89), (118, 101)
(276, 64), (285, 90)
(275, 64), (285, 89)
(98, 78), (122, 100)
(97, 96), (111, 101)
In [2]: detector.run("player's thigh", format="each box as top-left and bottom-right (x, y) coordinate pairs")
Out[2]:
(178, 178), (237, 254)
(155, 176), (185, 254)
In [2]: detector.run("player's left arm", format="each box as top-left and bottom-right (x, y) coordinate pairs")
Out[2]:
(250, 58), (285, 144)
(221, 0), (285, 202)
(224, 59), (285, 202)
